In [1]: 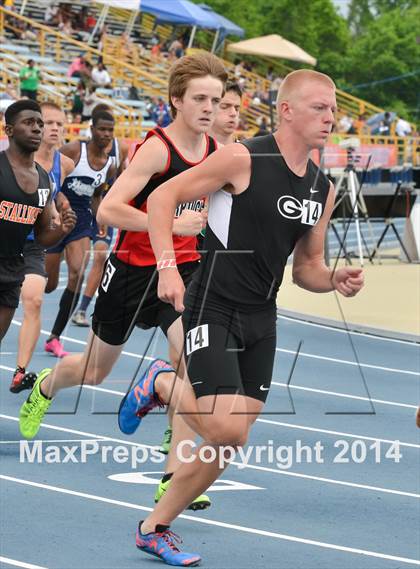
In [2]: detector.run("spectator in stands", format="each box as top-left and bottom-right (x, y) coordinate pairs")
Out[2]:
(238, 75), (247, 91)
(145, 97), (157, 120)
(152, 97), (171, 127)
(21, 23), (38, 41)
(61, 16), (80, 38)
(4, 79), (18, 101)
(395, 117), (412, 137)
(252, 81), (265, 105)
(69, 80), (85, 116)
(119, 31), (134, 56)
(69, 112), (82, 136)
(67, 54), (86, 78)
(381, 111), (392, 135)
(81, 86), (99, 121)
(92, 62), (112, 88)
(8, 16), (27, 40)
(354, 113), (369, 136)
(168, 38), (184, 60)
(19, 59), (41, 101)
(128, 83), (140, 101)
(338, 114), (354, 134)
(151, 39), (162, 61)
(79, 61), (93, 87)
(85, 11), (96, 32)
(234, 59), (245, 78)
(270, 75), (283, 93)
(57, 3), (72, 27)
(0, 80), (17, 113)
(44, 2), (59, 26)
(253, 116), (270, 137)
(266, 66), (274, 82)
(150, 33), (160, 47)
(73, 6), (88, 31)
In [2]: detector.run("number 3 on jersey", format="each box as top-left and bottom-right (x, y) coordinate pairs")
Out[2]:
(186, 324), (209, 355)
(101, 260), (116, 292)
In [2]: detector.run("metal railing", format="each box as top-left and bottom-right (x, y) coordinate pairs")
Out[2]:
(0, 7), (167, 98)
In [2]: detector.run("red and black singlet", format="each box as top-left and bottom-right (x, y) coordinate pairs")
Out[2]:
(114, 127), (217, 267)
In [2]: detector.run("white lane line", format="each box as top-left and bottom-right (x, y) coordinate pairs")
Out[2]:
(277, 315), (420, 346)
(271, 382), (418, 409)
(2, 367), (418, 448)
(2, 361), (415, 411)
(10, 321), (156, 362)
(9, 320), (419, 376)
(257, 419), (420, 449)
(236, 462), (420, 499)
(275, 347), (420, 376)
(0, 556), (48, 569)
(1, 475), (419, 566)
(1, 414), (418, 499)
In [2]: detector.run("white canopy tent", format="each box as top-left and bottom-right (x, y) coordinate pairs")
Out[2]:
(227, 34), (317, 66)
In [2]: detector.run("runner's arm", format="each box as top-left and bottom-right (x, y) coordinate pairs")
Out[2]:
(292, 183), (336, 292)
(96, 135), (168, 231)
(60, 154), (75, 183)
(148, 143), (248, 265)
(292, 183), (364, 296)
(33, 186), (77, 246)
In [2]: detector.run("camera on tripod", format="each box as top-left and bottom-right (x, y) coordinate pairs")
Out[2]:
(339, 137), (361, 169)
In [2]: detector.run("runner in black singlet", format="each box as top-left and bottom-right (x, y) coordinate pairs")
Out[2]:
(0, 100), (76, 342)
(121, 69), (365, 566)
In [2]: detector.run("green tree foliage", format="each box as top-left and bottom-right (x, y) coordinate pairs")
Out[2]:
(347, 0), (373, 35)
(259, 0), (351, 77)
(345, 6), (420, 117)
(371, 0), (417, 14)
(194, 0), (419, 119)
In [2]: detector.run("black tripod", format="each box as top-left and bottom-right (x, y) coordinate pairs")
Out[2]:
(330, 149), (374, 266)
(369, 182), (412, 262)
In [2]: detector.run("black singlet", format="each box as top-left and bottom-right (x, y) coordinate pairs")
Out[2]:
(189, 134), (331, 310)
(0, 151), (51, 258)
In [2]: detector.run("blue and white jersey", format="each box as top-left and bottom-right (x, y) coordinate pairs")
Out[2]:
(27, 150), (62, 242)
(49, 150), (62, 200)
(61, 141), (113, 212)
(106, 137), (121, 188)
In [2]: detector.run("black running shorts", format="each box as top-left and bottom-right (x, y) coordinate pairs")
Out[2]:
(0, 255), (25, 309)
(92, 253), (199, 346)
(182, 289), (277, 403)
(23, 240), (47, 278)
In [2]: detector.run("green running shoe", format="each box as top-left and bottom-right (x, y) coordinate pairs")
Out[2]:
(154, 477), (211, 511)
(19, 369), (53, 440)
(159, 425), (172, 455)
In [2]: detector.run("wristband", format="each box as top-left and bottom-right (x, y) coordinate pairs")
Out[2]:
(157, 259), (177, 271)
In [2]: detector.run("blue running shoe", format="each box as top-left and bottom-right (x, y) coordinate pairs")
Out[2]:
(118, 359), (173, 435)
(136, 522), (201, 567)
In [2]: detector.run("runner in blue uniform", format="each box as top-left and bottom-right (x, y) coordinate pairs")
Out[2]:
(44, 110), (116, 357)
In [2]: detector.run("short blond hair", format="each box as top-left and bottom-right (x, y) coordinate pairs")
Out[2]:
(168, 52), (228, 118)
(276, 69), (335, 107)
(40, 101), (63, 113)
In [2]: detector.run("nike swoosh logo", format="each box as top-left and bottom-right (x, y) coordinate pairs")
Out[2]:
(191, 381), (203, 386)
(309, 188), (318, 194)
(259, 385), (270, 391)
